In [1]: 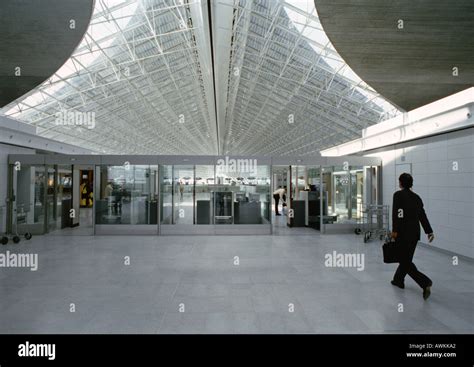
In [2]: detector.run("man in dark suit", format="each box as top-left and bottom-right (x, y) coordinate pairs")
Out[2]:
(391, 173), (435, 300)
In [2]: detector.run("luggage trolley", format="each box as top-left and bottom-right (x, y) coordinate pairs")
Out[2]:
(1, 202), (32, 245)
(0, 205), (7, 245)
(355, 204), (389, 243)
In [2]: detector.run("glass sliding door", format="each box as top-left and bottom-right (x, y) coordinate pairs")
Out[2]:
(160, 164), (202, 234)
(306, 166), (324, 229)
(46, 165), (57, 231)
(160, 165), (173, 225)
(173, 165), (194, 225)
(95, 164), (158, 234)
(350, 168), (364, 220)
(51, 165), (73, 233)
(148, 166), (159, 225)
(16, 164), (47, 235)
(320, 164), (378, 228)
(195, 165), (214, 225)
(328, 166), (365, 222)
(333, 170), (350, 221)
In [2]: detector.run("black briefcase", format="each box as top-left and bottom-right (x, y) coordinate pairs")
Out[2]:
(383, 238), (401, 263)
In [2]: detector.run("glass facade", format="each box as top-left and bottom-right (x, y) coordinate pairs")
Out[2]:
(9, 157), (379, 235)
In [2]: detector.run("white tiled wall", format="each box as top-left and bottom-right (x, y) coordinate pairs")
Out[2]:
(366, 128), (474, 258)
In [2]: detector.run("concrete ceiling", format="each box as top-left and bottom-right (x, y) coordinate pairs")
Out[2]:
(314, 0), (474, 111)
(0, 0), (94, 107)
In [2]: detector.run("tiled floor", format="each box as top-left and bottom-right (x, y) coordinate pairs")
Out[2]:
(0, 229), (472, 334)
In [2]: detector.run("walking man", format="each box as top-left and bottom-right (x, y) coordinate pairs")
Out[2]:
(391, 173), (435, 300)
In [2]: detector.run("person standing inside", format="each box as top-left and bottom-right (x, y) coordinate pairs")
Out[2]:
(391, 173), (435, 300)
(104, 182), (113, 198)
(273, 186), (286, 216)
(179, 180), (184, 200)
(104, 182), (114, 214)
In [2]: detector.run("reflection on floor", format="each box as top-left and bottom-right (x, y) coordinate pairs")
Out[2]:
(0, 233), (472, 334)
(272, 212), (316, 235)
(49, 208), (93, 236)
(174, 193), (194, 225)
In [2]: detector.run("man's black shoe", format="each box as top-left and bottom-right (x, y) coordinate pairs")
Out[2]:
(275, 213), (281, 216)
(423, 282), (433, 300)
(423, 286), (431, 300)
(391, 280), (405, 289)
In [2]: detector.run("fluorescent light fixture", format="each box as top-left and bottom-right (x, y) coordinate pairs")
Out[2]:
(321, 87), (474, 156)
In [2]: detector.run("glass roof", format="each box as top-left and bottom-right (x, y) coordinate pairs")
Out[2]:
(0, 0), (401, 155)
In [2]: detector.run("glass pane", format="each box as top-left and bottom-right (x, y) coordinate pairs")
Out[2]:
(173, 165), (194, 224)
(160, 165), (173, 224)
(96, 164), (157, 225)
(148, 166), (159, 224)
(351, 168), (364, 220)
(214, 159), (270, 224)
(306, 166), (323, 229)
(322, 168), (332, 217)
(333, 168), (350, 221)
(16, 165), (46, 234)
(322, 165), (367, 224)
(293, 165), (306, 198)
(256, 165), (271, 223)
(54, 165), (73, 231)
(195, 165), (214, 225)
(46, 166), (56, 231)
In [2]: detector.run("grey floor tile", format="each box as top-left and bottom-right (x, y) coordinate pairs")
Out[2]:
(0, 233), (471, 334)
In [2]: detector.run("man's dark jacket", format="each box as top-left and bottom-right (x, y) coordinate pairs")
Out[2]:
(392, 188), (433, 241)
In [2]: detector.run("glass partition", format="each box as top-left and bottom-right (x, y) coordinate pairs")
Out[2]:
(160, 165), (173, 225)
(195, 165), (214, 225)
(351, 168), (364, 220)
(160, 161), (271, 231)
(46, 166), (57, 231)
(96, 164), (158, 225)
(321, 165), (376, 225)
(16, 165), (46, 234)
(173, 165), (194, 225)
(9, 156), (378, 236)
(333, 166), (350, 221)
(215, 161), (270, 224)
(52, 165), (73, 231)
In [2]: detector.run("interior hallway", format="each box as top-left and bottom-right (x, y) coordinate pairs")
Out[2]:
(0, 233), (472, 334)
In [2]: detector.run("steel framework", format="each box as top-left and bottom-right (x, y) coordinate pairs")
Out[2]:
(1, 0), (401, 156)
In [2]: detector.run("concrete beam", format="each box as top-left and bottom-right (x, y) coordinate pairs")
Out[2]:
(0, 115), (94, 154)
(314, 0), (474, 111)
(0, 0), (94, 107)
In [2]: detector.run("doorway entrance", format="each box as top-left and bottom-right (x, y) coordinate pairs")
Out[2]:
(271, 165), (324, 233)
(44, 164), (94, 236)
